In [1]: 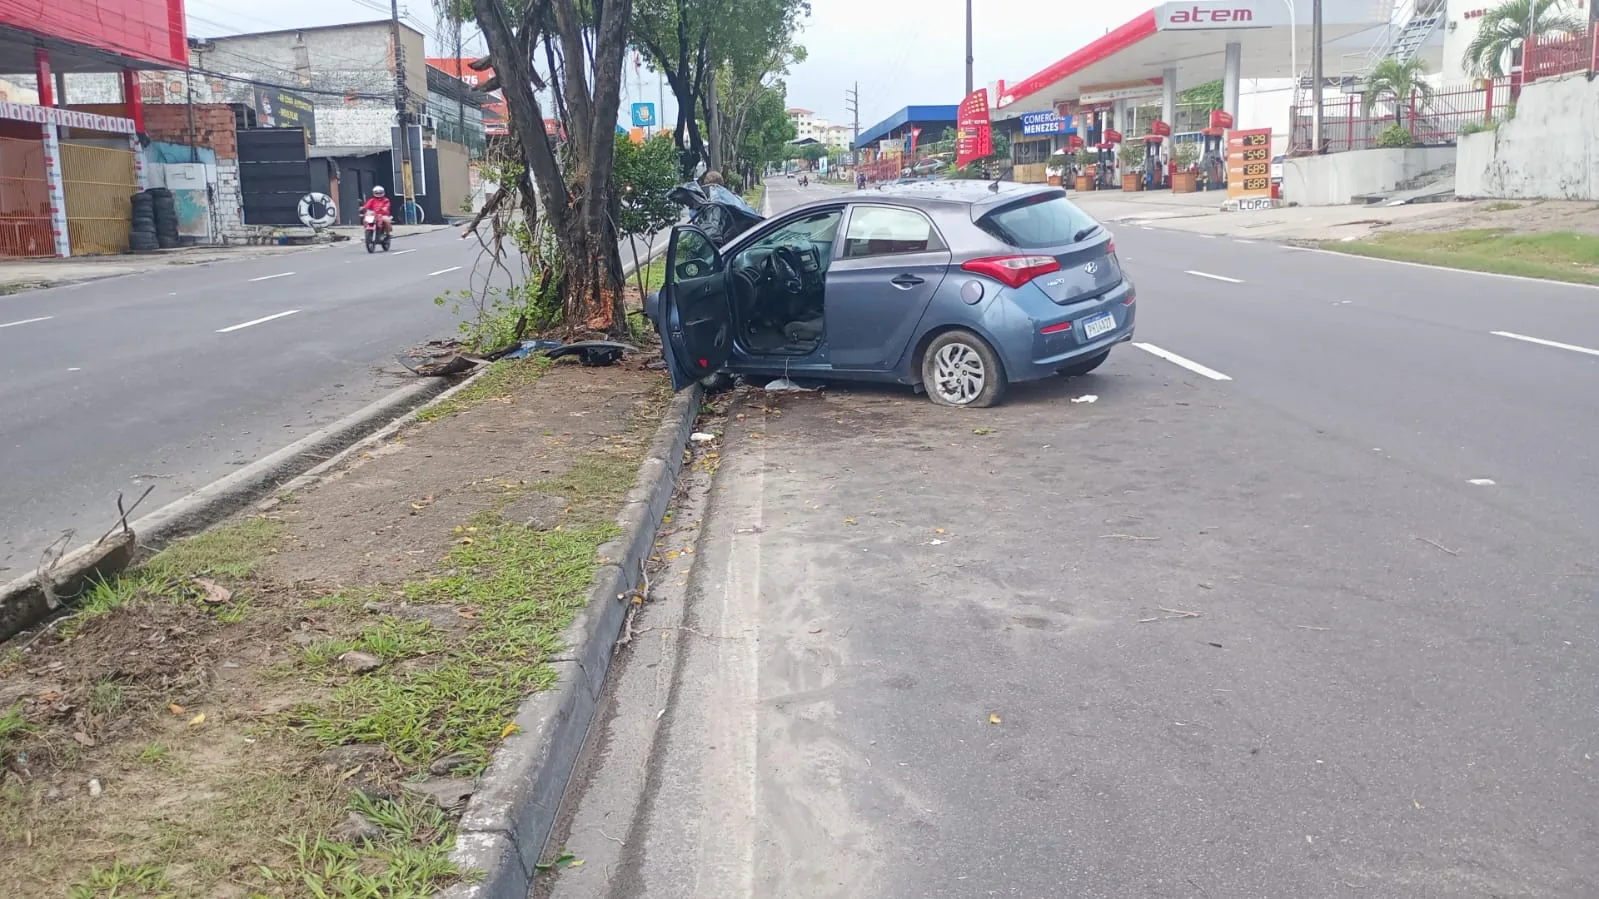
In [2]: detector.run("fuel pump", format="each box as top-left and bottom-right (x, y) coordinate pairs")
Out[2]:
(1100, 128), (1122, 190)
(1144, 120), (1172, 190)
(1199, 110), (1232, 191)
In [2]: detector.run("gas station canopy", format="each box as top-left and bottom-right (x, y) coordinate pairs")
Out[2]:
(992, 0), (1391, 118)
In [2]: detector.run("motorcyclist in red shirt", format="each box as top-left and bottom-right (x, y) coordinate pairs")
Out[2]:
(361, 186), (392, 234)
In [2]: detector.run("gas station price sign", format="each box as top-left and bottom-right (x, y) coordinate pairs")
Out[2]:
(1226, 128), (1272, 202)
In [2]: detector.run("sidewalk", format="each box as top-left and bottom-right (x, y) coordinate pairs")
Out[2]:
(1071, 188), (1599, 243)
(0, 224), (450, 292)
(0, 357), (668, 896)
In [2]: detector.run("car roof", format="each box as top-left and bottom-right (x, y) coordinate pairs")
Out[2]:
(791, 180), (1065, 221)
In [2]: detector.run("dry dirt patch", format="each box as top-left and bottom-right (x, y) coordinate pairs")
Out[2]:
(0, 358), (668, 897)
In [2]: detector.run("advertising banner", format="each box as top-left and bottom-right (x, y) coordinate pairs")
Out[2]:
(254, 87), (317, 144)
(631, 103), (656, 128)
(955, 88), (992, 169)
(1020, 111), (1072, 136)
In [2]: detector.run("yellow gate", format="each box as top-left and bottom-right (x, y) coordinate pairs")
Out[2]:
(60, 141), (136, 255)
(0, 135), (54, 258)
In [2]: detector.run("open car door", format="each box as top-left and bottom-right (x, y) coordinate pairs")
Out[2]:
(658, 225), (735, 391)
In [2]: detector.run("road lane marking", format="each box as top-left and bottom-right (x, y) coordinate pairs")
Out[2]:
(1185, 270), (1243, 283)
(1194, 234), (1216, 239)
(248, 272), (295, 282)
(1235, 239), (1256, 244)
(217, 310), (300, 333)
(1490, 330), (1599, 358)
(1132, 342), (1232, 381)
(1468, 478), (1496, 486)
(0, 315), (52, 329)
(390, 249), (417, 256)
(428, 266), (462, 276)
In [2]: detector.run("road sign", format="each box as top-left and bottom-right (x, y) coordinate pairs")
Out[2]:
(1226, 127), (1272, 202)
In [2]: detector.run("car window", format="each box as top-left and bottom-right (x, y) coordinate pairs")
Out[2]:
(977, 194), (1099, 249)
(842, 206), (942, 258)
(670, 228), (719, 283)
(733, 209), (843, 270)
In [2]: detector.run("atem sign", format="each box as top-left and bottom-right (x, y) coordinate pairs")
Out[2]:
(1157, 1), (1276, 28)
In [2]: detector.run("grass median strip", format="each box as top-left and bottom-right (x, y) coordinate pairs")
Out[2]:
(1, 362), (665, 896)
(1319, 228), (1599, 285)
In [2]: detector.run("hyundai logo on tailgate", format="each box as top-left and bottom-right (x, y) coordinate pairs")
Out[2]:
(1083, 261), (1099, 275)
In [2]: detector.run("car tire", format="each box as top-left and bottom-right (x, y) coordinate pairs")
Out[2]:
(1058, 349), (1110, 378)
(921, 329), (1006, 408)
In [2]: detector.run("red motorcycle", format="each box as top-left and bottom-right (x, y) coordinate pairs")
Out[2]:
(363, 210), (392, 253)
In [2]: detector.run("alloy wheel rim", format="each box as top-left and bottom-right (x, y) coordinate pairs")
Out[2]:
(933, 343), (985, 404)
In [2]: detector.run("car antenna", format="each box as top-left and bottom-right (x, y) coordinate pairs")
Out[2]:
(988, 179), (1000, 192)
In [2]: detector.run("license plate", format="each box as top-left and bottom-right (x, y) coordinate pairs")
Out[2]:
(1082, 311), (1116, 339)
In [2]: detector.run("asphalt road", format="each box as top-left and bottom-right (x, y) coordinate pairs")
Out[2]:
(0, 224), (671, 578)
(547, 181), (1599, 897)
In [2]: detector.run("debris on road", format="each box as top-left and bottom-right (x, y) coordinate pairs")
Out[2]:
(545, 341), (637, 367)
(1101, 533), (1159, 541)
(764, 377), (820, 392)
(690, 432), (717, 443)
(1414, 536), (1459, 556)
(1138, 607), (1202, 623)
(1071, 394), (1099, 404)
(397, 339), (477, 377)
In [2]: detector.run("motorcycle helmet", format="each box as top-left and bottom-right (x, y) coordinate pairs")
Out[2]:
(372, 186), (387, 197)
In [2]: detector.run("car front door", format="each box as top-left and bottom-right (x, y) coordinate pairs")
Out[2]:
(823, 204), (952, 370)
(658, 225), (734, 390)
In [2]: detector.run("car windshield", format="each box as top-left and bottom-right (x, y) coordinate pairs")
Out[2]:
(978, 194), (1100, 249)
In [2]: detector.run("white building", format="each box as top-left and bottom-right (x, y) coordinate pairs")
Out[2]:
(787, 107), (828, 142)
(822, 123), (854, 149)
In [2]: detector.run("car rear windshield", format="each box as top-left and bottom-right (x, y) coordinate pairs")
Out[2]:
(977, 194), (1100, 249)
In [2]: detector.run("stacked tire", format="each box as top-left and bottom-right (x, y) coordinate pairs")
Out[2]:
(149, 188), (180, 249)
(129, 190), (158, 253)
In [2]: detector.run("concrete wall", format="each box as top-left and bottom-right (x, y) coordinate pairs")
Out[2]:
(1455, 73), (1599, 200)
(1283, 146), (1456, 205)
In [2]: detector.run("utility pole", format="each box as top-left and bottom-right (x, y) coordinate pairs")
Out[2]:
(390, 0), (415, 224)
(845, 82), (860, 147)
(965, 0), (974, 96)
(1311, 0), (1323, 153)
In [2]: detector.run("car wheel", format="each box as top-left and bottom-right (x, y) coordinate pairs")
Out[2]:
(922, 329), (1006, 408)
(1058, 349), (1110, 378)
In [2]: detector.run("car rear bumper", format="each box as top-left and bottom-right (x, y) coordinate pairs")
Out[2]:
(1009, 280), (1137, 382)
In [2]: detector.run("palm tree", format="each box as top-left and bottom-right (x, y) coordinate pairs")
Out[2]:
(1463, 0), (1586, 77)
(1362, 58), (1435, 131)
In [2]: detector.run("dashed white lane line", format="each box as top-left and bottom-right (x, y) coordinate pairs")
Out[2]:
(1194, 234), (1216, 239)
(217, 310), (300, 333)
(1490, 330), (1599, 358)
(248, 272), (295, 282)
(1468, 478), (1497, 486)
(390, 248), (417, 256)
(1185, 270), (1244, 284)
(1235, 239), (1256, 244)
(1132, 342), (1233, 381)
(0, 315), (52, 329)
(428, 266), (463, 277)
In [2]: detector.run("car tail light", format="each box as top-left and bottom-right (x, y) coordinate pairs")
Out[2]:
(1040, 321), (1072, 335)
(1121, 293), (1135, 305)
(961, 255), (1061, 289)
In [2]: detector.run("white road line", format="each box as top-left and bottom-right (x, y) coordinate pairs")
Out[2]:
(427, 266), (463, 277)
(248, 272), (295, 282)
(1194, 234), (1216, 239)
(1185, 270), (1244, 283)
(1235, 239), (1256, 244)
(1490, 330), (1599, 358)
(390, 248), (417, 256)
(1132, 342), (1233, 381)
(217, 310), (300, 333)
(0, 315), (52, 329)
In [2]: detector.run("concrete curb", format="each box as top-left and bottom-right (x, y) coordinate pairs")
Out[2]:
(442, 383), (702, 899)
(0, 372), (474, 643)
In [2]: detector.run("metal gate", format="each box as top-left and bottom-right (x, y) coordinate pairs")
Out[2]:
(60, 141), (136, 255)
(0, 135), (53, 257)
(237, 128), (311, 226)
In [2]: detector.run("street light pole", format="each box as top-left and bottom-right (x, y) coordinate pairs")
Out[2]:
(1281, 0), (1297, 145)
(1311, 0), (1324, 153)
(965, 0), (974, 96)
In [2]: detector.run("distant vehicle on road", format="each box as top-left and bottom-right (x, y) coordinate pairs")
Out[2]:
(647, 181), (1135, 407)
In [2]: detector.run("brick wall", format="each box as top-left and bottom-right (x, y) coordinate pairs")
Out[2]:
(143, 104), (238, 159)
(213, 158), (248, 240)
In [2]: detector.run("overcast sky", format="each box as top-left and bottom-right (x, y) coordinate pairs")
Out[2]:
(186, 0), (1152, 129)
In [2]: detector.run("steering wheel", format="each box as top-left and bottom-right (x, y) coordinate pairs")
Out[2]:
(767, 245), (806, 296)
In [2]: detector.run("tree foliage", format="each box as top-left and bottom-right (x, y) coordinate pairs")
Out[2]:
(614, 134), (682, 239)
(1463, 0), (1585, 76)
(735, 82), (797, 178)
(1362, 58), (1433, 130)
(1180, 79), (1224, 109)
(631, 0), (809, 174)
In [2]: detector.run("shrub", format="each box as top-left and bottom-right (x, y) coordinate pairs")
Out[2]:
(1375, 124), (1415, 148)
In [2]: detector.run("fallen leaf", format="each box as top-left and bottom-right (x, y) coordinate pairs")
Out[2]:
(459, 537), (474, 545)
(500, 722), (520, 740)
(989, 713), (1002, 725)
(973, 427), (994, 436)
(167, 703), (186, 716)
(935, 528), (946, 535)
(188, 712), (206, 727)
(195, 578), (231, 605)
(72, 732), (95, 747)
(844, 517), (857, 526)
